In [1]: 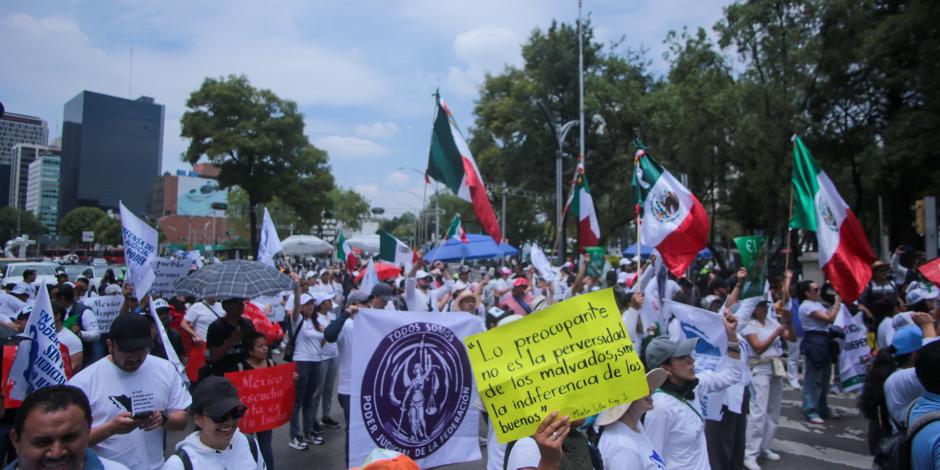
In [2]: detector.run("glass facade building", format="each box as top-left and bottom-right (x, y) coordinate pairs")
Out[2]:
(25, 154), (61, 235)
(60, 91), (164, 218)
(0, 112), (48, 207)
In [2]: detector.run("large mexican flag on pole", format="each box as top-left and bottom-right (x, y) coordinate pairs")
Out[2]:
(378, 230), (414, 271)
(566, 157), (600, 250)
(790, 135), (875, 302)
(337, 231), (358, 270)
(427, 95), (502, 243)
(631, 148), (710, 277)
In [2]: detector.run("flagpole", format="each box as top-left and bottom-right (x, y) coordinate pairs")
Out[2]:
(634, 155), (643, 278)
(784, 187), (794, 274)
(577, 0), (586, 170)
(421, 178), (428, 248)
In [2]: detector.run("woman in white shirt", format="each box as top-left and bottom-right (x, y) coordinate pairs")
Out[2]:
(595, 368), (668, 470)
(796, 280), (841, 424)
(287, 285), (327, 450)
(741, 301), (795, 470)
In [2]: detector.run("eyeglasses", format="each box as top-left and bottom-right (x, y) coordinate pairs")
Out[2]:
(207, 406), (247, 423)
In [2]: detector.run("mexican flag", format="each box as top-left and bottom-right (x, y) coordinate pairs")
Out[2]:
(427, 95), (502, 243)
(337, 231), (358, 270)
(631, 148), (710, 277)
(566, 157), (600, 250)
(790, 136), (875, 302)
(378, 230), (414, 270)
(446, 214), (469, 243)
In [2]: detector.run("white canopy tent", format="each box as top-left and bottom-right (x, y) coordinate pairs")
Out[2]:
(345, 234), (380, 254)
(280, 235), (332, 256)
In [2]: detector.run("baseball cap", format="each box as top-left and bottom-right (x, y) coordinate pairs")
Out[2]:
(645, 336), (699, 368)
(299, 293), (316, 305)
(459, 265), (471, 274)
(109, 314), (154, 351)
(415, 270), (431, 280)
(313, 291), (334, 306)
(906, 287), (939, 306)
(596, 368), (668, 426)
(453, 281), (468, 292)
(371, 283), (393, 300)
(104, 284), (123, 295)
(190, 376), (245, 419)
(616, 272), (628, 285)
(152, 298), (170, 311)
(512, 277), (529, 288)
(16, 305), (32, 320)
(347, 289), (370, 305)
(304, 271), (317, 280)
(498, 267), (511, 276)
(892, 325), (924, 356)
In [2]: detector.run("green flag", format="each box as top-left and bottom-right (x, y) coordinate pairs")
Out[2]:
(734, 235), (768, 298)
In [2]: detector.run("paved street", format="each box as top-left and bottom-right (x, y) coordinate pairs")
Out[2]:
(166, 385), (872, 470)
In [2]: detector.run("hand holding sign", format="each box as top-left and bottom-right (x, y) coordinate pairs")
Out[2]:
(465, 288), (647, 443)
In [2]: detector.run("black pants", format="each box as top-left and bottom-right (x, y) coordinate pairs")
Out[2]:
(705, 387), (750, 470)
(338, 393), (350, 468)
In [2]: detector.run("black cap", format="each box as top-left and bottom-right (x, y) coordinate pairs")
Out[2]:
(109, 314), (153, 351)
(191, 376), (245, 418)
(371, 282), (393, 300)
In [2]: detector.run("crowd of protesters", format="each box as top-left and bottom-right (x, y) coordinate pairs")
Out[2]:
(0, 241), (937, 470)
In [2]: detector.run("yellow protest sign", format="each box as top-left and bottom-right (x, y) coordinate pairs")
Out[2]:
(464, 288), (647, 443)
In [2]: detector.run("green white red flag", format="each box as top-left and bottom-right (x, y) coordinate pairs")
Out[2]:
(337, 231), (358, 270)
(631, 148), (710, 277)
(565, 156), (600, 250)
(790, 135), (875, 302)
(378, 230), (414, 271)
(446, 214), (469, 243)
(426, 95), (502, 243)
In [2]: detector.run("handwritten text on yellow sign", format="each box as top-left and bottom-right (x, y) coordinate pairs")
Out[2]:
(464, 289), (647, 442)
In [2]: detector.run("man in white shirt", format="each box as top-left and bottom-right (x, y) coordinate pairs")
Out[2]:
(53, 302), (84, 372)
(69, 314), (191, 470)
(643, 316), (744, 470)
(0, 284), (29, 329)
(404, 265), (452, 312)
(181, 297), (224, 344)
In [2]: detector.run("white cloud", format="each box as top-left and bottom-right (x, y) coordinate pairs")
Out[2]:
(354, 121), (399, 139)
(385, 170), (410, 185)
(445, 27), (524, 98)
(313, 136), (388, 158)
(353, 184), (380, 196)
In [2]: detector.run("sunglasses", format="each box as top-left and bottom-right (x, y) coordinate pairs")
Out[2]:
(207, 406), (247, 423)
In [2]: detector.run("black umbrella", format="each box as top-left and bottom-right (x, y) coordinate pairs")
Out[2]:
(174, 260), (297, 299)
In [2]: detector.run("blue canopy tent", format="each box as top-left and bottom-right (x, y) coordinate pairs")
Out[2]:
(622, 243), (712, 260)
(424, 234), (502, 262)
(497, 241), (520, 257)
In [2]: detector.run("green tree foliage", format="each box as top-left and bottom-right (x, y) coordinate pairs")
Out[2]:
(380, 212), (418, 245)
(0, 207), (47, 243)
(181, 75), (334, 253)
(225, 187), (302, 240)
(59, 207), (107, 244)
(93, 216), (122, 247)
(328, 188), (371, 232)
(468, 1), (940, 256)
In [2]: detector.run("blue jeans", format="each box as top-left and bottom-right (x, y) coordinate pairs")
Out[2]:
(289, 361), (322, 437)
(801, 358), (832, 419)
(255, 430), (274, 469)
(314, 357), (338, 420)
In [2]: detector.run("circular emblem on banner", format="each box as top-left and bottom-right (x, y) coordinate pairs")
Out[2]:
(651, 190), (681, 223)
(817, 199), (839, 232)
(361, 322), (473, 457)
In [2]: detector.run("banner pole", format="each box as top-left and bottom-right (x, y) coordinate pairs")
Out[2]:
(784, 187), (794, 275)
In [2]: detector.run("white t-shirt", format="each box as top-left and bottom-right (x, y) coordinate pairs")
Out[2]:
(184, 301), (225, 340)
(798, 300), (830, 332)
(877, 316), (896, 351)
(68, 355), (192, 470)
(884, 367), (924, 427)
(290, 315), (324, 362)
(741, 318), (783, 362)
(505, 436), (541, 470)
(621, 307), (644, 346)
(57, 327), (84, 356)
(599, 421), (666, 470)
(336, 317), (354, 395)
(0, 292), (25, 323)
(317, 312), (337, 359)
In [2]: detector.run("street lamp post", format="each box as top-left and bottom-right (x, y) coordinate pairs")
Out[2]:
(537, 101), (578, 260)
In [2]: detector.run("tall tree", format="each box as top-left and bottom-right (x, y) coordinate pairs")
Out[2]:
(328, 188), (371, 232)
(0, 207), (47, 243)
(181, 75), (334, 253)
(59, 207), (107, 244)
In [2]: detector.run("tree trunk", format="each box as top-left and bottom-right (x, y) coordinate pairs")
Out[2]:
(248, 192), (259, 258)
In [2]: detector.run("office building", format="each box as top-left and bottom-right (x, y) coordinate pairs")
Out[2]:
(0, 112), (48, 207)
(10, 144), (58, 210)
(25, 153), (61, 235)
(60, 91), (164, 217)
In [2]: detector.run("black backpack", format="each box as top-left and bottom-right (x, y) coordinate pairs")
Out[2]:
(175, 433), (260, 470)
(874, 400), (940, 470)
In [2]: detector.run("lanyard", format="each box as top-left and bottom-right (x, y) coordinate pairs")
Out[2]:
(653, 389), (703, 422)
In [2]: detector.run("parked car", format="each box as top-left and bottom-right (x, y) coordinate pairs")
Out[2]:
(2, 262), (59, 288)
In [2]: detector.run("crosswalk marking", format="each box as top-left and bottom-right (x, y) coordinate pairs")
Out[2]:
(771, 438), (871, 469)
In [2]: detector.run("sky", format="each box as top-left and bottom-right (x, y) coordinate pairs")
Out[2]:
(0, 0), (733, 221)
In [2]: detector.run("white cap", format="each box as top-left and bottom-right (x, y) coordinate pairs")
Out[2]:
(617, 272), (628, 284)
(304, 271), (317, 280)
(104, 284), (123, 295)
(10, 283), (32, 295)
(152, 298), (170, 310)
(416, 271), (431, 280)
